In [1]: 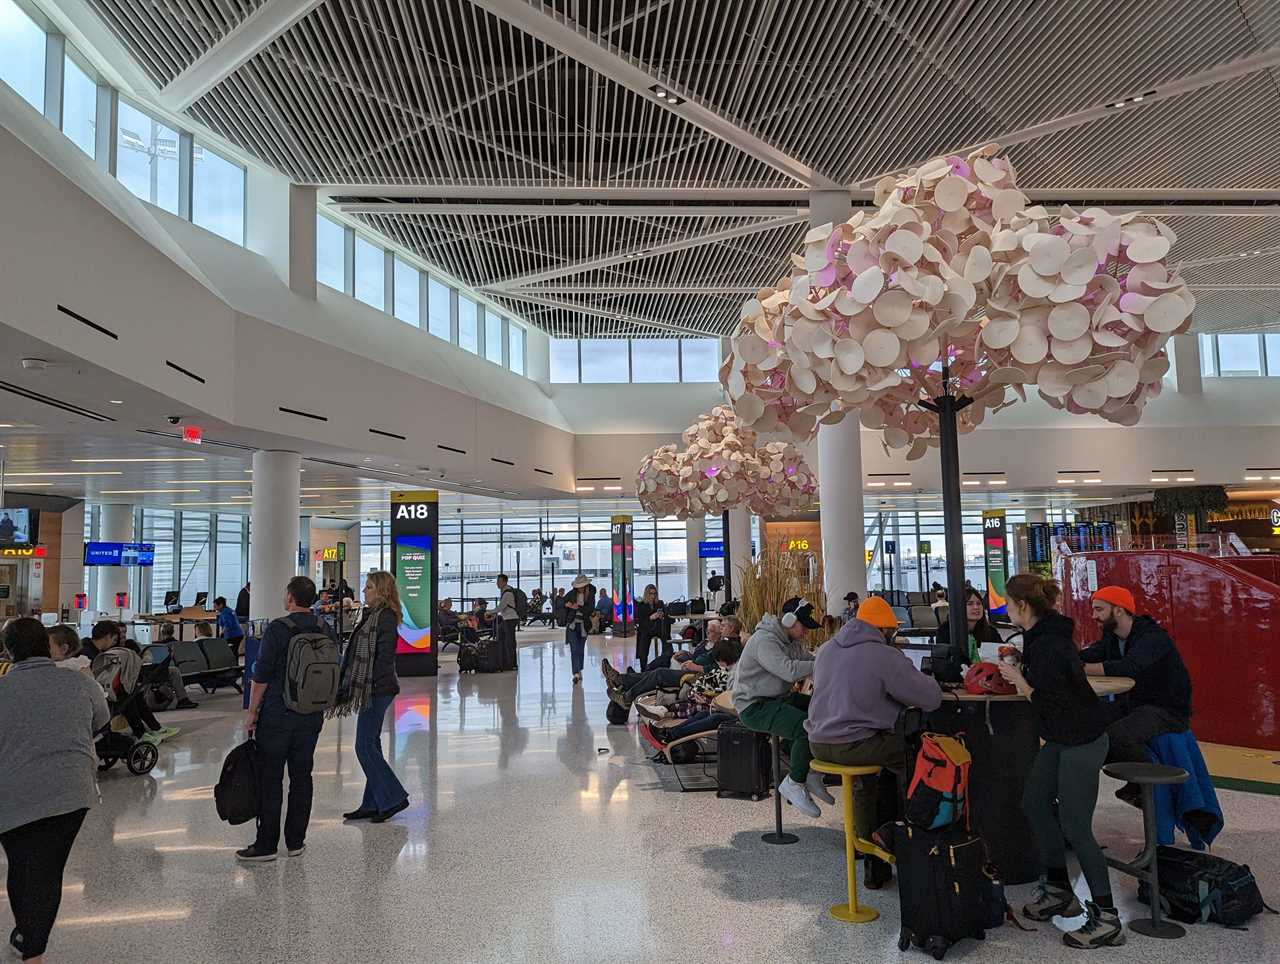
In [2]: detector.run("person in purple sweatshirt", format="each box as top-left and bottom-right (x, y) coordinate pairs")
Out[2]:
(807, 596), (943, 887)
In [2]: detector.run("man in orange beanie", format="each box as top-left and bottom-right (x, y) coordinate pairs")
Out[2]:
(1081, 586), (1193, 802)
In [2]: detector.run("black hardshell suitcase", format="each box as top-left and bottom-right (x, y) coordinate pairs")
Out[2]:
(889, 821), (990, 960)
(477, 639), (502, 673)
(715, 721), (771, 801)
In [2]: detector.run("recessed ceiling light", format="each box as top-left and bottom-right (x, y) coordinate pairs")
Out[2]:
(961, 481), (980, 486)
(4, 471), (123, 477)
(108, 399), (123, 405)
(1083, 478), (1102, 484)
(892, 481), (912, 487)
(1150, 477), (1169, 482)
(576, 486), (595, 492)
(1176, 476), (1196, 482)
(603, 486), (622, 491)
(161, 480), (249, 485)
(988, 480), (1007, 486)
(1056, 478), (1075, 484)
(102, 488), (200, 494)
(1245, 476), (1263, 481)
(867, 481), (886, 487)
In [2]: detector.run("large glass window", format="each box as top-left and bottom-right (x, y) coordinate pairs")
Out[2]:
(214, 514), (245, 603)
(580, 339), (629, 383)
(681, 339), (720, 382)
(192, 142), (245, 244)
(1266, 334), (1280, 376)
(1217, 334), (1262, 376)
(116, 100), (180, 214)
(484, 309), (503, 364)
(549, 338), (578, 382)
(458, 296), (478, 353)
(393, 257), (419, 326)
(1199, 333), (1215, 378)
(178, 512), (211, 605)
(353, 235), (384, 310)
(427, 278), (451, 340)
(0, 0), (45, 112)
(508, 323), (525, 375)
(631, 339), (680, 383)
(141, 509), (176, 613)
(61, 51), (97, 158)
(316, 214), (345, 291)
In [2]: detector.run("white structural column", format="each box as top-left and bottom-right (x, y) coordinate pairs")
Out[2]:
(1171, 334), (1203, 395)
(726, 509), (752, 595)
(288, 184), (317, 299)
(249, 450), (301, 621)
(811, 189), (868, 600)
(95, 503), (133, 610)
(685, 515), (705, 599)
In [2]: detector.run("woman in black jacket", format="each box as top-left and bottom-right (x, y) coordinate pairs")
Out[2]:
(936, 586), (1003, 665)
(632, 584), (670, 670)
(336, 571), (409, 823)
(999, 574), (1120, 950)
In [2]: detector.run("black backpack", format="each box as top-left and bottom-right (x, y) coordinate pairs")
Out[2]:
(215, 739), (261, 825)
(457, 642), (479, 674)
(1139, 846), (1276, 927)
(510, 587), (529, 620)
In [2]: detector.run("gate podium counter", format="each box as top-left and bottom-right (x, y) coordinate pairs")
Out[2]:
(929, 677), (1134, 884)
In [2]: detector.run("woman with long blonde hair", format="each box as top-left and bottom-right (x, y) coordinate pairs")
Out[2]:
(335, 571), (409, 823)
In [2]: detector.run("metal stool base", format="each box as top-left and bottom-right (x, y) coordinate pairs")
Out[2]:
(761, 831), (799, 845)
(1130, 918), (1186, 940)
(830, 902), (878, 924)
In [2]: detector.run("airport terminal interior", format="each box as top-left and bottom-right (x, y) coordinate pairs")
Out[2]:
(2, 0), (1280, 961)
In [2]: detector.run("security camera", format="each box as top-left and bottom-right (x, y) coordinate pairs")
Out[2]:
(166, 415), (182, 425)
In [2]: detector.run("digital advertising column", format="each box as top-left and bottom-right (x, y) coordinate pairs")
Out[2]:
(610, 514), (634, 637)
(981, 509), (1008, 616)
(391, 490), (438, 677)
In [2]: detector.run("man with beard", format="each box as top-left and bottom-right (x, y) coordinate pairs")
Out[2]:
(1080, 586), (1193, 802)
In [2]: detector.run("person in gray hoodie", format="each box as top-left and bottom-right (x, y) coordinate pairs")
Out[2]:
(733, 597), (830, 818)
(807, 596), (942, 885)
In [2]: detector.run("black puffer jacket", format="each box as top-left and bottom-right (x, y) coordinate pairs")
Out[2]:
(1022, 612), (1109, 747)
(351, 606), (400, 697)
(1079, 615), (1192, 721)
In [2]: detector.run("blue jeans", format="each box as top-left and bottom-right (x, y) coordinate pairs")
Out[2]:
(355, 693), (408, 812)
(567, 622), (587, 675)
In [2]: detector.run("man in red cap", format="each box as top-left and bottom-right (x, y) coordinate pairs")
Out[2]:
(1081, 585), (1193, 802)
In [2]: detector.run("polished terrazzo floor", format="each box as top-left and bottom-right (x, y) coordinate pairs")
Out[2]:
(7, 626), (1279, 963)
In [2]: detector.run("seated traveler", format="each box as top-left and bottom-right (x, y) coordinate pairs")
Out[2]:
(47, 624), (92, 673)
(840, 591), (860, 625)
(643, 638), (743, 741)
(149, 623), (199, 710)
(807, 597), (943, 886)
(602, 619), (731, 707)
(936, 586), (1003, 665)
(90, 629), (179, 744)
(594, 588), (613, 633)
(439, 598), (478, 646)
(733, 597), (829, 818)
(1080, 585), (1193, 802)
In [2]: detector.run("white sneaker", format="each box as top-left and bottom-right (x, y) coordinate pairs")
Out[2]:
(778, 775), (821, 818)
(805, 772), (836, 806)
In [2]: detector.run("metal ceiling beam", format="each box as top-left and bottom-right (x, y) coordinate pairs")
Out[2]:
(489, 292), (717, 336)
(853, 45), (1280, 189)
(332, 201), (810, 217)
(317, 184), (813, 200)
(487, 214), (806, 289)
(160, 0), (325, 111)
(467, 0), (831, 189)
(506, 284), (760, 294)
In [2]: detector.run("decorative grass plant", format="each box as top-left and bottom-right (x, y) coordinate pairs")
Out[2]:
(737, 541), (827, 649)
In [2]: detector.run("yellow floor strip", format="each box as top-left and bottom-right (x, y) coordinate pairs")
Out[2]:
(1200, 742), (1280, 795)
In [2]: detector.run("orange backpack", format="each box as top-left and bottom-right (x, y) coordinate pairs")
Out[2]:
(906, 732), (972, 830)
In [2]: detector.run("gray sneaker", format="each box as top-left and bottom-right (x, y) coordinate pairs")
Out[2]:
(1023, 881), (1083, 921)
(1063, 902), (1125, 949)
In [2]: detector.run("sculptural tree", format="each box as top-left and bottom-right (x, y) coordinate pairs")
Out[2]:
(715, 143), (1193, 651)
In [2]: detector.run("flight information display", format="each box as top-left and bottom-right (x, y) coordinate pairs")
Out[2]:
(84, 542), (155, 566)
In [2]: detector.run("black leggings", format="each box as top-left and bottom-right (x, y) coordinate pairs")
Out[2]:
(1, 808), (88, 960)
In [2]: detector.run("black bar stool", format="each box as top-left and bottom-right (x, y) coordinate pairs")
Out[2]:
(1102, 761), (1190, 939)
(762, 735), (798, 845)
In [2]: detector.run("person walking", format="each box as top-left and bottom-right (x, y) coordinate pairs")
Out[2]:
(213, 595), (246, 660)
(335, 571), (410, 824)
(0, 618), (110, 963)
(564, 574), (595, 685)
(998, 574), (1122, 949)
(238, 576), (333, 863)
(495, 574), (520, 672)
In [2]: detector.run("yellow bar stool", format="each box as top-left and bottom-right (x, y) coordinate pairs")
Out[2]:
(809, 759), (896, 924)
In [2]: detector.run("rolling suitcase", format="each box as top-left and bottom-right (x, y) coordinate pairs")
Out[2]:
(715, 721), (771, 801)
(885, 821), (990, 960)
(477, 639), (502, 673)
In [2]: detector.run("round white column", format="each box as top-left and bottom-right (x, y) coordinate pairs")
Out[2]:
(727, 508), (752, 596)
(818, 416), (867, 599)
(809, 188), (868, 602)
(95, 503), (133, 610)
(685, 515), (705, 599)
(249, 450), (301, 621)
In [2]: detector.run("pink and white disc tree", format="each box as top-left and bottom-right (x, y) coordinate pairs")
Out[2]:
(636, 405), (815, 519)
(719, 143), (1194, 458)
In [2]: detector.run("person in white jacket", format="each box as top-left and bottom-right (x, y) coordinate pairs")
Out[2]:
(495, 574), (520, 672)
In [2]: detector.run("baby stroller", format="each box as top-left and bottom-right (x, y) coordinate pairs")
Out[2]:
(94, 655), (168, 776)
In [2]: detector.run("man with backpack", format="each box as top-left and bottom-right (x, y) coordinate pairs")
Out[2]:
(495, 574), (524, 672)
(238, 576), (339, 863)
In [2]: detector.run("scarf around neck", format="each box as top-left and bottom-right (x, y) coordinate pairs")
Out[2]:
(330, 606), (382, 718)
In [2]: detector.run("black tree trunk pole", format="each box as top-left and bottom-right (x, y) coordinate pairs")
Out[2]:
(924, 364), (973, 670)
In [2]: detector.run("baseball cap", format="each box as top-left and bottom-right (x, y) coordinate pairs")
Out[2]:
(1092, 586), (1136, 613)
(843, 591), (859, 602)
(856, 596), (899, 630)
(781, 596), (821, 630)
